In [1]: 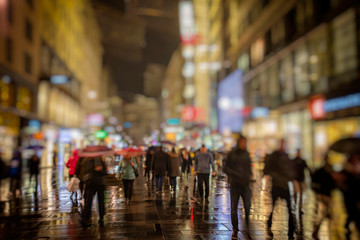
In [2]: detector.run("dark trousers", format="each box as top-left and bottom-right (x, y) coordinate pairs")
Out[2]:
(83, 184), (105, 220)
(197, 173), (210, 198)
(29, 173), (39, 186)
(144, 168), (150, 181)
(10, 177), (21, 197)
(267, 186), (296, 237)
(122, 179), (134, 200)
(230, 184), (251, 231)
(155, 175), (164, 191)
(169, 177), (177, 190)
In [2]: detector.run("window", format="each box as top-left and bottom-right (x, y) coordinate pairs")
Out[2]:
(279, 54), (295, 103)
(24, 53), (32, 74)
(294, 44), (311, 97)
(27, 0), (34, 9)
(25, 19), (33, 41)
(332, 9), (357, 76)
(5, 37), (12, 62)
(7, 0), (13, 23)
(268, 63), (280, 108)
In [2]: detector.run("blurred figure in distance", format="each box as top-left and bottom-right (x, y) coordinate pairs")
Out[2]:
(181, 148), (192, 189)
(66, 149), (79, 199)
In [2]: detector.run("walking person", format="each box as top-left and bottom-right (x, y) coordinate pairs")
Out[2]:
(168, 148), (181, 192)
(9, 150), (22, 199)
(79, 156), (107, 227)
(181, 148), (192, 189)
(152, 146), (169, 192)
(311, 154), (335, 240)
(223, 136), (252, 239)
(28, 152), (40, 191)
(117, 155), (138, 205)
(264, 139), (296, 240)
(144, 148), (155, 183)
(194, 145), (215, 203)
(66, 149), (79, 199)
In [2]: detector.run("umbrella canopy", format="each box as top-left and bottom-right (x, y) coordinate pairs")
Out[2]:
(79, 145), (115, 157)
(116, 148), (146, 156)
(329, 137), (360, 155)
(159, 140), (175, 146)
(178, 138), (198, 148)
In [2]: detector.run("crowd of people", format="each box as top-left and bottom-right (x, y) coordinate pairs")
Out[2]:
(0, 136), (359, 239)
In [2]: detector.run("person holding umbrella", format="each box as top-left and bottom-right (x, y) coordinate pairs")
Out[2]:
(116, 153), (138, 205)
(77, 145), (113, 227)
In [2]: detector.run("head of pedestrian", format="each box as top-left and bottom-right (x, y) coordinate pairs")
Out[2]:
(296, 148), (301, 158)
(279, 139), (286, 152)
(237, 135), (247, 150)
(157, 145), (162, 152)
(124, 154), (131, 161)
(200, 144), (207, 153)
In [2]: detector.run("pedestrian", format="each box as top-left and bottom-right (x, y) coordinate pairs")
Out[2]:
(194, 145), (215, 203)
(144, 148), (155, 183)
(9, 150), (22, 199)
(181, 148), (192, 189)
(79, 156), (107, 227)
(168, 148), (181, 192)
(292, 149), (310, 211)
(152, 145), (169, 192)
(66, 149), (79, 199)
(223, 136), (252, 239)
(0, 151), (8, 200)
(117, 154), (138, 205)
(311, 154), (335, 240)
(28, 152), (40, 191)
(263, 139), (296, 240)
(74, 156), (86, 199)
(336, 153), (360, 238)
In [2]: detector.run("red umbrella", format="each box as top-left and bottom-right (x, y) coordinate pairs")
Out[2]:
(116, 148), (146, 157)
(79, 145), (115, 157)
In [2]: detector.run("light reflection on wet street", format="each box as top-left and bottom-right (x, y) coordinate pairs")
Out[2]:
(0, 167), (358, 240)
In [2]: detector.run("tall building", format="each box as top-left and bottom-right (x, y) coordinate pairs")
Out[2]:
(224, 0), (360, 167)
(0, 0), (41, 159)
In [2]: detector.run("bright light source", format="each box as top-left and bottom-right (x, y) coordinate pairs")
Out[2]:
(88, 90), (97, 99)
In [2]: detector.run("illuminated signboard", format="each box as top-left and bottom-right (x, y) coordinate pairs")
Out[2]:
(123, 122), (132, 129)
(166, 118), (181, 125)
(94, 130), (107, 139)
(50, 75), (69, 85)
(324, 93), (360, 112)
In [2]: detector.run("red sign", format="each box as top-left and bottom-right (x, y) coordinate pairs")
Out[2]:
(181, 106), (204, 122)
(309, 95), (325, 119)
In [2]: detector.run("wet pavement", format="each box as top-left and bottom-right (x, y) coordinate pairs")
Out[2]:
(0, 166), (358, 240)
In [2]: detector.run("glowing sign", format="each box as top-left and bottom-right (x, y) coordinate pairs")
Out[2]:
(324, 93), (360, 112)
(94, 130), (107, 139)
(50, 75), (69, 84)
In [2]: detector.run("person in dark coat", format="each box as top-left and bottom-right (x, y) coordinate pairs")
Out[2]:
(311, 154), (335, 239)
(168, 148), (181, 192)
(152, 146), (169, 192)
(79, 156), (107, 227)
(9, 150), (22, 199)
(223, 136), (252, 239)
(181, 148), (192, 189)
(28, 153), (40, 190)
(264, 139), (296, 239)
(144, 148), (155, 183)
(292, 149), (310, 213)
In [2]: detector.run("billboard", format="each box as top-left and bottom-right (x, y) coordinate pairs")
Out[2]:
(217, 70), (244, 133)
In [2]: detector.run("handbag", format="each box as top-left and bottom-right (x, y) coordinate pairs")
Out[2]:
(67, 177), (79, 192)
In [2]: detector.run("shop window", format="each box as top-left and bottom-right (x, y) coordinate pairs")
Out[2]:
(284, 8), (296, 42)
(294, 44), (311, 97)
(24, 52), (32, 74)
(0, 76), (15, 108)
(16, 86), (32, 111)
(5, 37), (12, 62)
(308, 28), (329, 93)
(279, 54), (295, 103)
(25, 19), (33, 42)
(332, 9), (357, 76)
(271, 20), (285, 49)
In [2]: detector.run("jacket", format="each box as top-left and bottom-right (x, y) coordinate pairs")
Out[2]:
(168, 153), (181, 177)
(194, 151), (215, 174)
(181, 153), (192, 173)
(28, 155), (40, 175)
(223, 148), (252, 186)
(263, 150), (295, 189)
(152, 150), (169, 176)
(66, 150), (79, 175)
(292, 157), (308, 182)
(77, 157), (107, 186)
(118, 158), (138, 180)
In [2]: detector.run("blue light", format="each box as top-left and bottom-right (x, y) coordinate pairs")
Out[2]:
(166, 118), (180, 125)
(50, 75), (69, 84)
(123, 122), (132, 129)
(324, 93), (360, 112)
